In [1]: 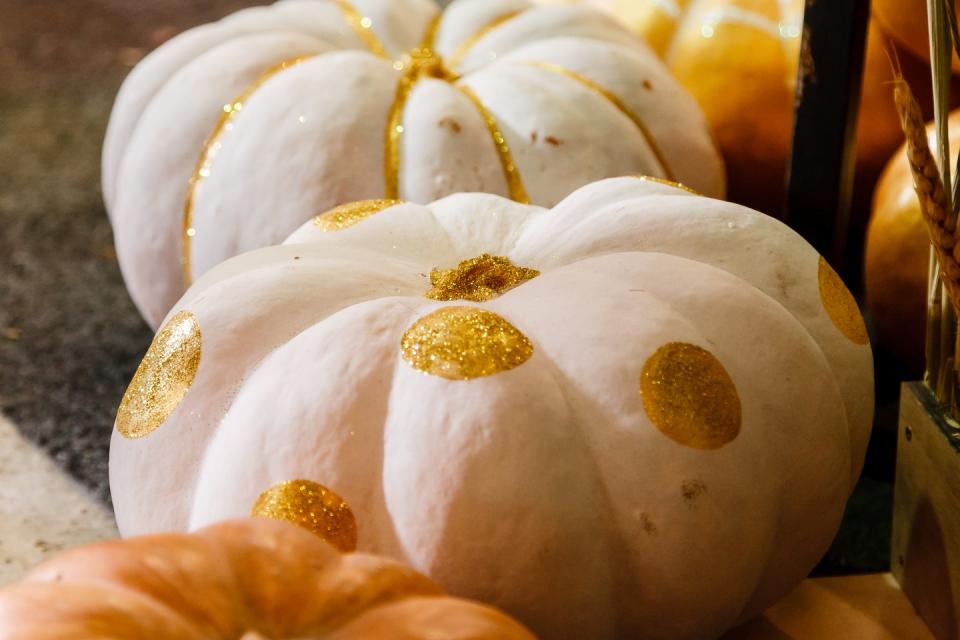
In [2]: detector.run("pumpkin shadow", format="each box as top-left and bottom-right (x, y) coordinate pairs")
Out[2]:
(902, 495), (958, 640)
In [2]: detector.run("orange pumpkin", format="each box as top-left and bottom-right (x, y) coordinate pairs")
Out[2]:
(0, 518), (536, 639)
(873, 0), (960, 71)
(865, 112), (960, 374)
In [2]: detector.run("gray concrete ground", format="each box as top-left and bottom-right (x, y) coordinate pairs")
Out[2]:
(0, 0), (268, 501)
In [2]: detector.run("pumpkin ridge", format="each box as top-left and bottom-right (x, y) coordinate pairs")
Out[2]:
(0, 581), (210, 638)
(32, 534), (241, 636)
(181, 55), (315, 286)
(530, 348), (626, 632)
(522, 60), (676, 181)
(335, 0), (391, 59)
(182, 2), (435, 285)
(446, 9), (527, 70)
(454, 83), (531, 203)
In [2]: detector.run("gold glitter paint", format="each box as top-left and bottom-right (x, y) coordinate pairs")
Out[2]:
(455, 84), (530, 204)
(818, 257), (869, 345)
(426, 254), (539, 301)
(446, 10), (525, 70)
(385, 62), (426, 200)
(252, 480), (358, 552)
(182, 56), (314, 285)
(525, 61), (677, 182)
(383, 14), (448, 200)
(401, 306), (534, 380)
(418, 11), (444, 56)
(116, 311), (202, 439)
(313, 199), (402, 231)
(336, 0), (390, 59)
(636, 175), (700, 195)
(640, 342), (741, 450)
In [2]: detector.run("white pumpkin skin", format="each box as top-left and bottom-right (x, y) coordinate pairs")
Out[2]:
(110, 178), (872, 640)
(104, 0), (724, 329)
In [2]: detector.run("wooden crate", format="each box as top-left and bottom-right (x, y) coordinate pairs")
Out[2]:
(726, 574), (931, 639)
(893, 382), (960, 639)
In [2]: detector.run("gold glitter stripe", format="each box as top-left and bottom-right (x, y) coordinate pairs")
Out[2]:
(446, 10), (524, 70)
(455, 84), (530, 204)
(336, 0), (390, 59)
(382, 13), (443, 200)
(313, 199), (402, 231)
(182, 56), (313, 285)
(419, 11), (443, 53)
(384, 64), (421, 199)
(524, 61), (676, 182)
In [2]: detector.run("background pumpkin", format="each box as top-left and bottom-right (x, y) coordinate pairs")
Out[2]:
(864, 112), (960, 375)
(536, 0), (944, 223)
(104, 0), (724, 329)
(110, 177), (873, 640)
(0, 518), (536, 639)
(872, 0), (960, 71)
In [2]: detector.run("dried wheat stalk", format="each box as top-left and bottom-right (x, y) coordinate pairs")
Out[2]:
(894, 77), (960, 312)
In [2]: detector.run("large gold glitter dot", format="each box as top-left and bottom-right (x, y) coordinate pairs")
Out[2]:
(313, 199), (402, 232)
(426, 254), (540, 302)
(818, 257), (869, 345)
(640, 342), (742, 450)
(401, 306), (534, 380)
(116, 310), (201, 439)
(252, 480), (358, 552)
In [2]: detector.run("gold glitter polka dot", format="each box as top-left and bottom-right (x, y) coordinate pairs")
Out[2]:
(426, 254), (540, 302)
(252, 480), (358, 552)
(116, 311), (201, 439)
(818, 257), (869, 345)
(640, 342), (741, 450)
(401, 307), (534, 380)
(313, 199), (402, 232)
(635, 175), (700, 195)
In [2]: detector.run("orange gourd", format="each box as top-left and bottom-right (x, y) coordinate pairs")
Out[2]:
(873, 0), (960, 71)
(0, 518), (535, 639)
(552, 0), (941, 216)
(865, 112), (960, 374)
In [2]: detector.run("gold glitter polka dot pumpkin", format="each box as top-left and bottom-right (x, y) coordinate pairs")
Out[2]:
(111, 178), (873, 640)
(103, 0), (725, 330)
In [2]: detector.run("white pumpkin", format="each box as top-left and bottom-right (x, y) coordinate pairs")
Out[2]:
(103, 0), (724, 329)
(111, 177), (872, 640)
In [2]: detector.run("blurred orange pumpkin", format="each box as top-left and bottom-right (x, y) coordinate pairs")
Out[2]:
(865, 112), (960, 373)
(0, 518), (536, 639)
(873, 0), (960, 71)
(635, 0), (940, 215)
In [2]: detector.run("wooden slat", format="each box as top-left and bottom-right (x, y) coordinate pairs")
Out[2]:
(892, 382), (960, 640)
(783, 0), (871, 269)
(725, 574), (932, 639)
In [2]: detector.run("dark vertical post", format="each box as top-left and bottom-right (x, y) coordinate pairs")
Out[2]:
(784, 0), (871, 269)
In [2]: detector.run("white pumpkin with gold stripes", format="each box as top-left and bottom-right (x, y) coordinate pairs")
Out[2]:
(103, 0), (724, 329)
(110, 178), (872, 640)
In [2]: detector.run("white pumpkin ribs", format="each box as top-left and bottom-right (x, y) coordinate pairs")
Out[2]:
(182, 3), (544, 280)
(385, 9), (531, 204)
(523, 60), (676, 182)
(181, 56), (315, 286)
